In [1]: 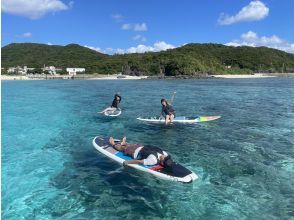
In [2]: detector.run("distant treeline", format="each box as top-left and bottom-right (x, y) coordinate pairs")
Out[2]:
(2, 43), (294, 75)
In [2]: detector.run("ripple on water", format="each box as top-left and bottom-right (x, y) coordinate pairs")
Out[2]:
(2, 78), (294, 219)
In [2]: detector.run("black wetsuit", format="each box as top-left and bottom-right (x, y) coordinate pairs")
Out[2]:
(162, 104), (175, 116)
(111, 99), (120, 108)
(138, 146), (165, 160)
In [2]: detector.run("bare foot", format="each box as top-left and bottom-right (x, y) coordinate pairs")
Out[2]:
(121, 136), (127, 146)
(109, 137), (115, 146)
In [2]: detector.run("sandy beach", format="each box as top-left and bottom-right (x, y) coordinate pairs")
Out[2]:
(1, 75), (33, 80)
(1, 74), (148, 81)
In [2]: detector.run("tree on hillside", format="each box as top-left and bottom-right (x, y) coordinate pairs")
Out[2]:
(2, 43), (294, 75)
(34, 68), (43, 74)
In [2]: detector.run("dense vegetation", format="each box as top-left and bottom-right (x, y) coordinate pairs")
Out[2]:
(2, 43), (294, 75)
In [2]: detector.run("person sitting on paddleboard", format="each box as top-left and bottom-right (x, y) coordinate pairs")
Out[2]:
(111, 94), (122, 109)
(161, 98), (175, 125)
(109, 137), (174, 169)
(100, 94), (122, 114)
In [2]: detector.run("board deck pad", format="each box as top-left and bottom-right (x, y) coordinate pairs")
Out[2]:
(93, 137), (197, 182)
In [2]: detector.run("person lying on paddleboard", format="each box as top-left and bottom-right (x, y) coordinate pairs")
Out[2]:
(161, 98), (175, 125)
(109, 137), (174, 169)
(100, 94), (122, 113)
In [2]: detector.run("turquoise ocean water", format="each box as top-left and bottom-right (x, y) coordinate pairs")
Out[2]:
(2, 78), (294, 219)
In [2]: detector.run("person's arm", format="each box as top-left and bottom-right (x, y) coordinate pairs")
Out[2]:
(161, 107), (165, 118)
(115, 100), (120, 109)
(123, 159), (144, 165)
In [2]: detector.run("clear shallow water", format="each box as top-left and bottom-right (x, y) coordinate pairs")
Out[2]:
(2, 78), (294, 219)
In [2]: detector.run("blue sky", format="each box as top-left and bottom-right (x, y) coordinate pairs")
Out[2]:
(2, 0), (294, 53)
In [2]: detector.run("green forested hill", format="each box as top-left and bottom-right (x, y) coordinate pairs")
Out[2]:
(2, 43), (294, 75)
(1, 43), (108, 73)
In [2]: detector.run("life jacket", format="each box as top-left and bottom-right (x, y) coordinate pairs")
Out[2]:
(138, 145), (165, 163)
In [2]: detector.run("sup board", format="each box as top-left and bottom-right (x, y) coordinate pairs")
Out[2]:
(137, 115), (221, 124)
(102, 108), (122, 117)
(93, 136), (198, 183)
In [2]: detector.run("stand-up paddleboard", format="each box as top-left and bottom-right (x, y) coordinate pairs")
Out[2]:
(137, 116), (221, 124)
(93, 136), (198, 183)
(100, 108), (122, 117)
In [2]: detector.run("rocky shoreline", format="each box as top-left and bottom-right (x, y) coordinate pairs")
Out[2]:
(145, 73), (285, 79)
(2, 73), (293, 81)
(145, 73), (212, 80)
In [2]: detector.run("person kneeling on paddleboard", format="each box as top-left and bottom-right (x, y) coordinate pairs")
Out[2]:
(100, 94), (122, 114)
(109, 137), (174, 170)
(161, 99), (175, 125)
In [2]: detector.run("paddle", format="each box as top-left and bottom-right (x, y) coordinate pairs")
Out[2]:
(170, 91), (176, 105)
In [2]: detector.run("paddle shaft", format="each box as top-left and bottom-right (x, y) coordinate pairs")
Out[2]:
(170, 91), (176, 105)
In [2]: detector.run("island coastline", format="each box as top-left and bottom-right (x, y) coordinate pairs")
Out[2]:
(2, 73), (294, 81)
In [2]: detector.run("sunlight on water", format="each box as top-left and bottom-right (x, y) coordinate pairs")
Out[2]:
(2, 78), (294, 219)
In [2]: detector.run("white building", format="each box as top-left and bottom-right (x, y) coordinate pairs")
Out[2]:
(43, 66), (57, 75)
(66, 68), (85, 75)
(7, 66), (34, 75)
(7, 67), (17, 73)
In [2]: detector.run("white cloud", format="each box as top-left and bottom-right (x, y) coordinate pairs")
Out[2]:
(132, 34), (147, 42)
(84, 41), (175, 55)
(115, 41), (175, 54)
(226, 31), (294, 53)
(111, 14), (123, 22)
(153, 41), (175, 51)
(124, 45), (154, 54)
(84, 45), (103, 53)
(47, 42), (53, 45)
(121, 23), (132, 30)
(134, 23), (147, 31)
(16, 32), (32, 38)
(121, 23), (148, 32)
(22, 32), (32, 38)
(218, 1), (269, 25)
(68, 1), (74, 8)
(241, 30), (258, 41)
(2, 0), (71, 19)
(84, 45), (116, 54)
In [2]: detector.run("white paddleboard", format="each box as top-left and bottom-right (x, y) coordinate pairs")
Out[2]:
(93, 136), (198, 183)
(102, 108), (122, 117)
(137, 116), (221, 124)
